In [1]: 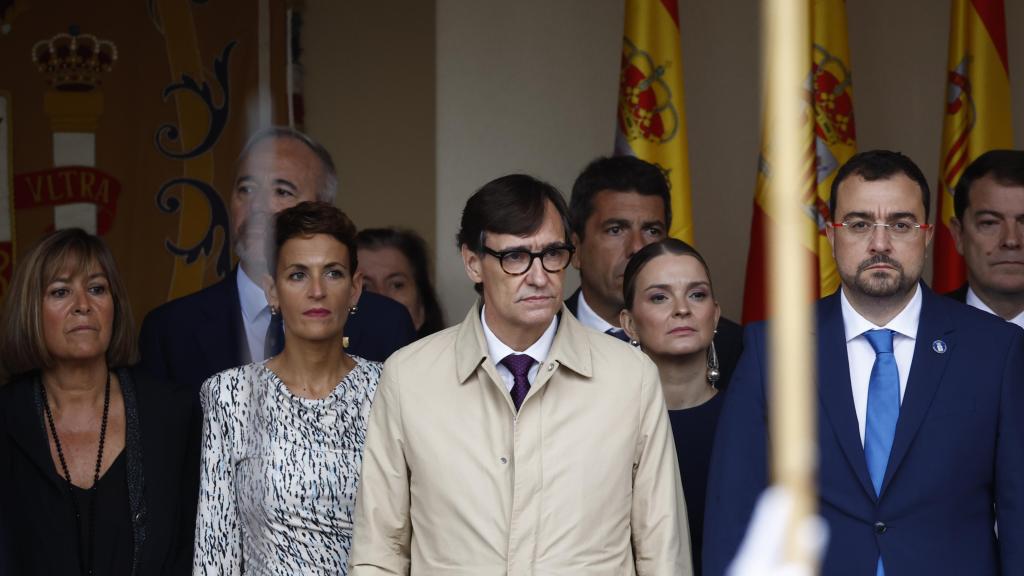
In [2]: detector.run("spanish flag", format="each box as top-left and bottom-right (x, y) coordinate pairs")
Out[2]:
(616, 0), (693, 243)
(933, 0), (1012, 293)
(742, 0), (856, 323)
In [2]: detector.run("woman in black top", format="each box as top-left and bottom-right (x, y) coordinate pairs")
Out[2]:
(0, 229), (198, 575)
(620, 238), (727, 576)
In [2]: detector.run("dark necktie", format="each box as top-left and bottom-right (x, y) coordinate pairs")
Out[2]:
(264, 309), (285, 360)
(605, 328), (630, 342)
(863, 329), (899, 576)
(500, 353), (535, 411)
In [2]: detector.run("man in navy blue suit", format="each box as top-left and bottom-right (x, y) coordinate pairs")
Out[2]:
(703, 150), (1024, 576)
(140, 127), (415, 393)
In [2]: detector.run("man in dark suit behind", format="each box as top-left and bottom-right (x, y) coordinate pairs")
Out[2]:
(565, 156), (743, 387)
(945, 149), (1024, 328)
(140, 127), (415, 393)
(703, 150), (1024, 576)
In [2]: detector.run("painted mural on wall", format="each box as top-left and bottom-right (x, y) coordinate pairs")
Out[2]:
(0, 0), (289, 325)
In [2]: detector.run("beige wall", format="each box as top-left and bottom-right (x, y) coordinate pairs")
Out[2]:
(307, 0), (1024, 325)
(303, 0), (437, 250)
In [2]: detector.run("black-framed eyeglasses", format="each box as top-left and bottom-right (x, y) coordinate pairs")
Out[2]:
(482, 244), (575, 275)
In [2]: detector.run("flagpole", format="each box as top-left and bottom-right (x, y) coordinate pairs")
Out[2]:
(764, 0), (817, 569)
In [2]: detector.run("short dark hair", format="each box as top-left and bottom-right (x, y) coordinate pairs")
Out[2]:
(1, 229), (137, 378)
(622, 238), (714, 310)
(457, 174), (571, 294)
(457, 174), (571, 252)
(569, 156), (672, 239)
(953, 149), (1024, 220)
(271, 201), (358, 274)
(357, 228), (446, 336)
(830, 150), (931, 222)
(238, 126), (338, 202)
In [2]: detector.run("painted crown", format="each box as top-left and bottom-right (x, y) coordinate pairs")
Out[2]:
(32, 31), (118, 91)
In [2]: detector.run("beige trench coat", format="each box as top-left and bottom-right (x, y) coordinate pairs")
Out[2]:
(350, 304), (692, 576)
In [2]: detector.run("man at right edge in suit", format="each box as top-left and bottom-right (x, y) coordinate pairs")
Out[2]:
(703, 150), (1024, 576)
(947, 149), (1024, 328)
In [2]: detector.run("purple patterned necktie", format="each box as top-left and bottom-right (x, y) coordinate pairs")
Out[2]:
(500, 353), (535, 411)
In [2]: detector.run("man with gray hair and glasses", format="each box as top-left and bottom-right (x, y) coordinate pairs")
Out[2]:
(140, 127), (415, 393)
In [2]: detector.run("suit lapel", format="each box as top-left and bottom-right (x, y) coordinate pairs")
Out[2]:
(880, 287), (953, 495)
(197, 270), (248, 371)
(817, 293), (876, 500)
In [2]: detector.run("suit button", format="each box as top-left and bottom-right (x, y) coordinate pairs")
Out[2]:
(874, 521), (887, 534)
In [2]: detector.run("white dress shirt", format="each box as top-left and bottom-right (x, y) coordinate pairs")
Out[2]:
(966, 286), (1024, 329)
(481, 305), (558, 392)
(237, 266), (272, 362)
(840, 285), (922, 445)
(575, 290), (618, 333)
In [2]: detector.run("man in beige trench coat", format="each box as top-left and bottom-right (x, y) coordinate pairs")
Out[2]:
(350, 174), (691, 576)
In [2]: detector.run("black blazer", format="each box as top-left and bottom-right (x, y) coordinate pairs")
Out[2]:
(0, 367), (199, 575)
(139, 269), (416, 394)
(564, 287), (744, 389)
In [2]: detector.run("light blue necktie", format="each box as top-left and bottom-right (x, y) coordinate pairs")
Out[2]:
(863, 329), (900, 576)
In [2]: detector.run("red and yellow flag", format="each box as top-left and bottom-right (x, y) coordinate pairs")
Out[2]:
(616, 0), (693, 243)
(933, 0), (1012, 293)
(742, 0), (857, 323)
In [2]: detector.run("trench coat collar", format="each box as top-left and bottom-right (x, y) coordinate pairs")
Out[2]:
(455, 301), (594, 384)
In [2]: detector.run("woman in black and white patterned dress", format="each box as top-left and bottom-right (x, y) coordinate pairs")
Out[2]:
(194, 202), (382, 575)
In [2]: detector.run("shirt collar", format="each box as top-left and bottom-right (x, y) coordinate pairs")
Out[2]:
(236, 266), (270, 322)
(967, 286), (1024, 328)
(480, 304), (559, 364)
(575, 290), (618, 333)
(840, 283), (922, 342)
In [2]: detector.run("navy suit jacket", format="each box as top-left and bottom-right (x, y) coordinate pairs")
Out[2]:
(139, 269), (416, 394)
(703, 285), (1024, 576)
(565, 287), (744, 389)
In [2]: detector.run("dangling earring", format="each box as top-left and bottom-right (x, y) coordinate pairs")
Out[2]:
(270, 305), (280, 316)
(706, 340), (721, 387)
(342, 336), (350, 349)
(629, 339), (640, 348)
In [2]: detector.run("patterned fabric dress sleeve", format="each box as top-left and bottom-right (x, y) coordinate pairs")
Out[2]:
(193, 371), (243, 576)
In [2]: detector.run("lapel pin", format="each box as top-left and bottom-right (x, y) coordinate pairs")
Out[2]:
(932, 339), (948, 354)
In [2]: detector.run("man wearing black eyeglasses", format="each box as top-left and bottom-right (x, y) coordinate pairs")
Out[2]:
(351, 173), (691, 575)
(704, 150), (1024, 576)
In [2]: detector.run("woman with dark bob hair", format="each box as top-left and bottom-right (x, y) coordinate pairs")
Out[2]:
(194, 201), (382, 575)
(0, 228), (199, 575)
(618, 237), (725, 576)
(356, 227), (446, 338)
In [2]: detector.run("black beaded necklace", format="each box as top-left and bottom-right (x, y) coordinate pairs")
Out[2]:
(40, 371), (111, 576)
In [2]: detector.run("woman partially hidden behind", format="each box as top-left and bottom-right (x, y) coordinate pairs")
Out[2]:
(0, 229), (199, 575)
(619, 238), (727, 576)
(193, 201), (382, 575)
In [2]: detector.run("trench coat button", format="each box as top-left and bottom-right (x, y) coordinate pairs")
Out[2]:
(499, 457), (508, 464)
(547, 363), (555, 371)
(873, 521), (887, 534)
(134, 510), (146, 523)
